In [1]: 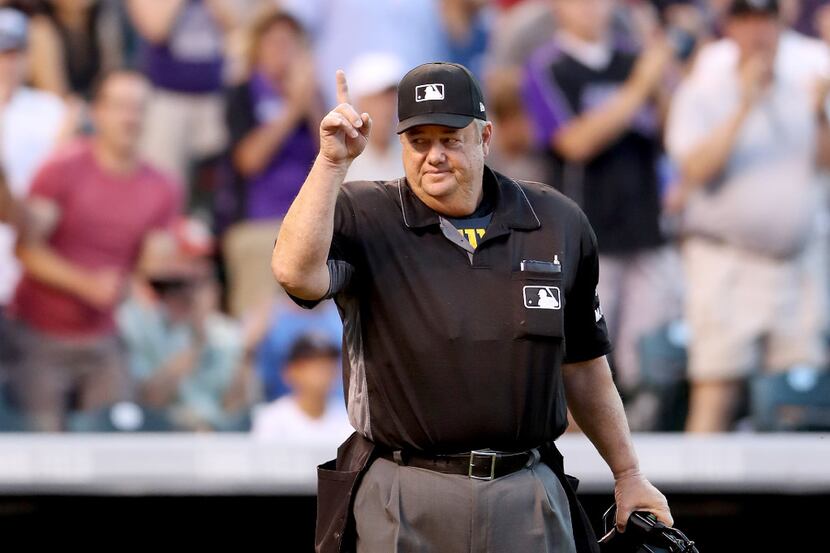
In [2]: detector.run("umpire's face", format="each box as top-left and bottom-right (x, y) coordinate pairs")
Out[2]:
(400, 121), (493, 214)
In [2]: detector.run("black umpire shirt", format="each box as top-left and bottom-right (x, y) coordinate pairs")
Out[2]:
(292, 166), (611, 454)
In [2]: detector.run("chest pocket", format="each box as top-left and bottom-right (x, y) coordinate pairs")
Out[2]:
(511, 269), (565, 339)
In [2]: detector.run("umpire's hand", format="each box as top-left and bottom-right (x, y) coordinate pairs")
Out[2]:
(319, 70), (373, 166)
(614, 470), (673, 532)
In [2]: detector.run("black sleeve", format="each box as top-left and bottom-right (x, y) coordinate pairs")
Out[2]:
(225, 83), (257, 154)
(563, 211), (613, 363)
(287, 188), (360, 310)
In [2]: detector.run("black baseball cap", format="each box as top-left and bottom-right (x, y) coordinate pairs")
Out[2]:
(728, 0), (779, 17)
(396, 62), (487, 134)
(286, 334), (340, 364)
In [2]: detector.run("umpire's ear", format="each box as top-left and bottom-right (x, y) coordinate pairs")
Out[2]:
(480, 121), (494, 156)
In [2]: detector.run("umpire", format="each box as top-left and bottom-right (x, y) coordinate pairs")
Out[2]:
(273, 62), (672, 553)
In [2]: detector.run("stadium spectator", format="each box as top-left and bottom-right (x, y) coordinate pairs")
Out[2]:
(523, 0), (683, 424)
(0, 7), (66, 311)
(221, 8), (320, 318)
(127, 0), (236, 191)
(253, 297), (342, 403)
(486, 0), (554, 72)
(343, 52), (405, 182)
(666, 0), (830, 432)
(441, 0), (491, 79)
(5, 70), (181, 432)
(485, 68), (552, 183)
(281, 0), (450, 108)
(117, 218), (248, 431)
(252, 333), (352, 443)
(29, 0), (125, 99)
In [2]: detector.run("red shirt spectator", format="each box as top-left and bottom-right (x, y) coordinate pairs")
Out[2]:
(11, 139), (180, 336)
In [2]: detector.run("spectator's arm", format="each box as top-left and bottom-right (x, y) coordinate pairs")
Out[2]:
(0, 172), (18, 225)
(15, 199), (86, 299)
(15, 234), (123, 311)
(27, 15), (68, 97)
(15, 173), (123, 310)
(670, 101), (751, 188)
(668, 54), (770, 187)
(204, 0), (238, 34)
(551, 43), (672, 163)
(232, 107), (306, 178)
(814, 77), (830, 170)
(117, 298), (202, 408)
(126, 0), (188, 44)
(230, 59), (320, 177)
(817, 112), (830, 169)
(138, 345), (203, 408)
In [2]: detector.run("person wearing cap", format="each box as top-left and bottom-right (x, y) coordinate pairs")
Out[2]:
(221, 8), (322, 319)
(117, 218), (248, 432)
(666, 0), (830, 432)
(273, 62), (672, 553)
(344, 52), (405, 182)
(0, 7), (66, 314)
(251, 332), (352, 443)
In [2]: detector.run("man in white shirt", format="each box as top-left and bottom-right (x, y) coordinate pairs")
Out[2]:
(0, 8), (66, 308)
(666, 0), (830, 432)
(252, 333), (352, 443)
(344, 52), (405, 183)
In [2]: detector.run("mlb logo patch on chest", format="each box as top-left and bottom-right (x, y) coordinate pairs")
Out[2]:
(523, 286), (561, 310)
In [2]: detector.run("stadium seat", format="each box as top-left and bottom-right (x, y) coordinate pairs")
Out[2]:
(637, 321), (689, 432)
(751, 367), (830, 431)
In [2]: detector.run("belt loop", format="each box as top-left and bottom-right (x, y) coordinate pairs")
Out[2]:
(528, 447), (541, 467)
(392, 450), (405, 465)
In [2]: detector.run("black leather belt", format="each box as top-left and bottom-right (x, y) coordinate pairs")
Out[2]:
(378, 448), (538, 481)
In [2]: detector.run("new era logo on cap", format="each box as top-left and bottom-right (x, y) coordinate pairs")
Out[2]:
(416, 84), (445, 102)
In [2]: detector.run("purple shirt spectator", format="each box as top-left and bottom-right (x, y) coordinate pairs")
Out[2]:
(225, 72), (317, 220)
(140, 0), (223, 93)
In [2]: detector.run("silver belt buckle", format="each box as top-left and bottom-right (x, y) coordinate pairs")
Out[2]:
(468, 450), (498, 480)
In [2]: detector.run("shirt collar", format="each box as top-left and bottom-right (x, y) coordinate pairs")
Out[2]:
(556, 31), (612, 71)
(398, 165), (541, 232)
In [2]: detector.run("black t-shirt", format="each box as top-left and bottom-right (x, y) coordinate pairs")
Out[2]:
(532, 45), (665, 254)
(292, 167), (611, 453)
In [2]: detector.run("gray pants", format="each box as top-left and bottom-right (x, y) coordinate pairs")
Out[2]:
(4, 321), (131, 431)
(354, 453), (577, 553)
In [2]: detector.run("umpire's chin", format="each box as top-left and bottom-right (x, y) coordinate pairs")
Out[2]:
(419, 169), (459, 196)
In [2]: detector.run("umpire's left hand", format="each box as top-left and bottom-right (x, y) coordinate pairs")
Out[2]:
(613, 471), (673, 532)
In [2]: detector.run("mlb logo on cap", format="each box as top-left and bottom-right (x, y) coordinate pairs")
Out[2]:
(416, 84), (445, 102)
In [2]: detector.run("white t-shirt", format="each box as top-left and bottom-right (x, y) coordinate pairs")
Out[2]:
(345, 138), (403, 183)
(251, 396), (354, 444)
(666, 32), (830, 257)
(0, 87), (65, 304)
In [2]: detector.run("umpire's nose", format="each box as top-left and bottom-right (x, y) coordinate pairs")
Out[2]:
(426, 142), (448, 166)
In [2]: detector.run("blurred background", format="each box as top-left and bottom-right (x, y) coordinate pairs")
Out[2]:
(0, 0), (829, 548)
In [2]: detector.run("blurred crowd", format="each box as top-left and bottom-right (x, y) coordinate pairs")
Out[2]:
(1, 0), (830, 439)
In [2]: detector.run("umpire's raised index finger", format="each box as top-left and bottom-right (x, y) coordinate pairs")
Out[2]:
(336, 70), (351, 105)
